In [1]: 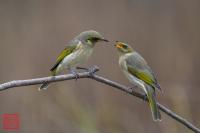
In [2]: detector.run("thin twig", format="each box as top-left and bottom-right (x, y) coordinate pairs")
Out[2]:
(0, 67), (199, 133)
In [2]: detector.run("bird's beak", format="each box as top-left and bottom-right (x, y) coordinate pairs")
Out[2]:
(101, 38), (109, 42)
(115, 41), (123, 48)
(114, 41), (119, 46)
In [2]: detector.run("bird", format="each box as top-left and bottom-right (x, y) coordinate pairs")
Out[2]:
(39, 30), (109, 90)
(114, 41), (161, 121)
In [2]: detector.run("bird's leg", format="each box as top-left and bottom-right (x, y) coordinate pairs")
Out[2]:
(128, 85), (148, 101)
(69, 68), (79, 81)
(76, 66), (99, 76)
(76, 66), (88, 71)
(87, 65), (99, 76)
(128, 85), (137, 91)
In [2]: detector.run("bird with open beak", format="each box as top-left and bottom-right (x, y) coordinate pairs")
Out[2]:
(114, 41), (162, 121)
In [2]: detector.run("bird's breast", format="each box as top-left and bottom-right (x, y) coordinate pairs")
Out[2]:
(119, 54), (129, 70)
(61, 47), (93, 68)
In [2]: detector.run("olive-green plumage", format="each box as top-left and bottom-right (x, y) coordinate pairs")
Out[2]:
(50, 45), (77, 76)
(39, 30), (108, 90)
(115, 41), (161, 121)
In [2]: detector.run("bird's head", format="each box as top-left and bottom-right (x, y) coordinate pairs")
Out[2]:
(77, 30), (109, 46)
(115, 41), (133, 54)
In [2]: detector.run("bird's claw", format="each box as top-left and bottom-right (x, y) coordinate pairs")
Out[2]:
(88, 65), (99, 76)
(128, 85), (137, 92)
(69, 68), (79, 81)
(74, 73), (79, 81)
(76, 66), (99, 76)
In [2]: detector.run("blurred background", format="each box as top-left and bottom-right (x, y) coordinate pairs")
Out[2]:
(0, 0), (199, 132)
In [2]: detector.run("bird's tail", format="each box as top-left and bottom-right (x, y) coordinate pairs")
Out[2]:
(38, 70), (56, 91)
(38, 82), (50, 91)
(145, 85), (161, 121)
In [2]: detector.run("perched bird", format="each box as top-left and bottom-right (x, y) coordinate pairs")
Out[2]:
(114, 41), (161, 121)
(39, 30), (108, 90)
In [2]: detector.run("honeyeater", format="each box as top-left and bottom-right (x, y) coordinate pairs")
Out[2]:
(114, 41), (161, 121)
(39, 30), (108, 90)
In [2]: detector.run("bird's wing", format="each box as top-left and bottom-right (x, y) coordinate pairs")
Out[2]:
(50, 40), (79, 74)
(126, 52), (161, 90)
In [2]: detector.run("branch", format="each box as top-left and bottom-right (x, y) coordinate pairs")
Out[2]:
(0, 67), (199, 133)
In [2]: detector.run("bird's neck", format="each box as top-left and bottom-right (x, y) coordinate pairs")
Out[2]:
(119, 51), (133, 57)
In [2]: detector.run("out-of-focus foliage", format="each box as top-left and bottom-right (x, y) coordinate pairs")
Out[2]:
(0, 0), (199, 133)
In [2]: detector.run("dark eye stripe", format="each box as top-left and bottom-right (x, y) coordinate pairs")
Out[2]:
(93, 37), (100, 41)
(123, 45), (128, 48)
(88, 37), (99, 41)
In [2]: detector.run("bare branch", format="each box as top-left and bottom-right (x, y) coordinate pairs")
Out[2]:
(0, 67), (199, 133)
(91, 74), (200, 133)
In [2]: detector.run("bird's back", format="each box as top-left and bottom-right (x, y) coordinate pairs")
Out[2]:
(121, 51), (161, 90)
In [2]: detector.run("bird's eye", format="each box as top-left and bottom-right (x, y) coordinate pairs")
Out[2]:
(87, 37), (99, 43)
(86, 38), (92, 43)
(92, 37), (99, 42)
(123, 45), (128, 49)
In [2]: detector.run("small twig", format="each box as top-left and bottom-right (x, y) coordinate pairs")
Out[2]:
(0, 67), (199, 133)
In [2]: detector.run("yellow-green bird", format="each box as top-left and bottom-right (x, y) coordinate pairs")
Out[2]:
(39, 30), (108, 90)
(114, 41), (161, 121)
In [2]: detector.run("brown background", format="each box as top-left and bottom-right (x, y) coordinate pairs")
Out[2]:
(0, 0), (199, 133)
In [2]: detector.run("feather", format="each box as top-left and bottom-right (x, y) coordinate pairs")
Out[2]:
(126, 52), (161, 91)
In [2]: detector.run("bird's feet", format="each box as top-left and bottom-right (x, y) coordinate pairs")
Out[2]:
(76, 66), (99, 76)
(69, 68), (79, 81)
(88, 65), (99, 76)
(127, 86), (148, 101)
(128, 85), (137, 92)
